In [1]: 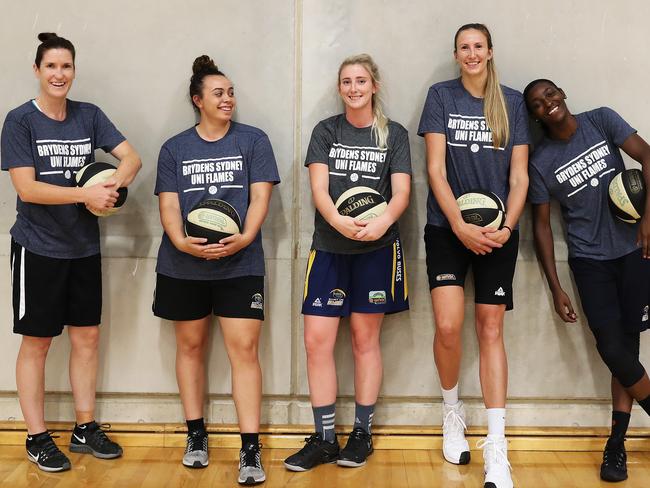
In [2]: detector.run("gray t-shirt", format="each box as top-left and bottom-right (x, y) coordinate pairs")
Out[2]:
(1, 99), (125, 258)
(417, 78), (530, 227)
(155, 122), (280, 280)
(305, 114), (412, 254)
(528, 107), (638, 260)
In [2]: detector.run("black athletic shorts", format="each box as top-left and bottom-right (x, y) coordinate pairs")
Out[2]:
(152, 274), (265, 321)
(569, 248), (650, 333)
(10, 239), (102, 337)
(424, 225), (519, 310)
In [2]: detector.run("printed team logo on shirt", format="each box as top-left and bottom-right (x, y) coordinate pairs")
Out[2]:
(181, 155), (245, 195)
(250, 293), (264, 310)
(436, 273), (456, 281)
(327, 288), (346, 306)
(35, 137), (93, 177)
(328, 143), (386, 183)
(554, 140), (616, 198)
(369, 290), (386, 305)
(446, 114), (502, 152)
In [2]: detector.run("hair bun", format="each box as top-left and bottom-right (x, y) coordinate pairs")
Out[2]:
(38, 32), (59, 43)
(192, 55), (218, 75)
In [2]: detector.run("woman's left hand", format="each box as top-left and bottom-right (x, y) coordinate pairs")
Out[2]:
(638, 215), (650, 258)
(484, 227), (511, 245)
(207, 233), (252, 260)
(354, 215), (392, 241)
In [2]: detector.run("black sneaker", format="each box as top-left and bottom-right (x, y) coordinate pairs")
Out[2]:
(600, 438), (627, 482)
(337, 427), (373, 467)
(26, 432), (71, 472)
(283, 433), (340, 471)
(238, 443), (266, 485)
(69, 421), (123, 459)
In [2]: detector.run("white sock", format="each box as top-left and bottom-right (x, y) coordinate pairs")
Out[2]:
(486, 408), (506, 437)
(441, 384), (459, 406)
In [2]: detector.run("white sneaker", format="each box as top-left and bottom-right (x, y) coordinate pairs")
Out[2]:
(478, 435), (513, 488)
(442, 400), (471, 464)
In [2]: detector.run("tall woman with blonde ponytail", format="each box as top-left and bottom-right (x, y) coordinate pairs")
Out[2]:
(417, 23), (529, 488)
(284, 54), (412, 472)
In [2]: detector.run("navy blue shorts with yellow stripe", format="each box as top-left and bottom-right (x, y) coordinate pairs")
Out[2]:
(302, 238), (409, 317)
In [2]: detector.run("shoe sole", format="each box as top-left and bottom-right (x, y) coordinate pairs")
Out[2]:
(183, 459), (209, 468)
(28, 455), (71, 472)
(444, 450), (471, 465)
(69, 443), (123, 459)
(283, 459), (337, 472)
(337, 448), (374, 468)
(238, 475), (266, 485)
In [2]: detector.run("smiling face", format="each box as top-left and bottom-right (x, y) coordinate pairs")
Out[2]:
(525, 81), (570, 127)
(34, 48), (75, 100)
(192, 75), (235, 122)
(338, 63), (376, 113)
(454, 28), (492, 77)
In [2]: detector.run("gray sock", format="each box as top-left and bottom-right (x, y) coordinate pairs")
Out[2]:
(313, 403), (336, 443)
(353, 402), (375, 434)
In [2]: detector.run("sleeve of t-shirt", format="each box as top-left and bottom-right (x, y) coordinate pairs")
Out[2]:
(389, 125), (412, 175)
(93, 107), (126, 153)
(250, 134), (280, 185)
(527, 162), (551, 204)
(1, 115), (34, 170)
(304, 121), (331, 167)
(154, 144), (178, 195)
(597, 107), (636, 147)
(512, 96), (531, 146)
(417, 86), (445, 136)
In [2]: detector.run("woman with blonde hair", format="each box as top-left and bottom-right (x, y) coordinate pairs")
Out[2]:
(418, 23), (529, 488)
(284, 53), (411, 471)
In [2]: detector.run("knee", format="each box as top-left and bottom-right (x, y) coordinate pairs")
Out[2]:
(70, 327), (100, 352)
(476, 319), (503, 345)
(22, 337), (53, 358)
(435, 321), (461, 349)
(177, 336), (207, 357)
(351, 331), (380, 357)
(304, 332), (333, 359)
(230, 338), (259, 363)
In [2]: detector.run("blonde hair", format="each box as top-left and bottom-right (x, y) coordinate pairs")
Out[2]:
(338, 54), (389, 149)
(454, 24), (509, 149)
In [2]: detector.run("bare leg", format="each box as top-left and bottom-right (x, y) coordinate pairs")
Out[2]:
(68, 326), (100, 424)
(175, 317), (211, 420)
(350, 313), (384, 404)
(304, 315), (340, 406)
(431, 286), (465, 389)
(16, 336), (52, 434)
(475, 304), (507, 408)
(219, 317), (262, 433)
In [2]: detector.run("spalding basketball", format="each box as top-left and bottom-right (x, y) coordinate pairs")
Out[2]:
(75, 162), (128, 217)
(334, 186), (387, 221)
(185, 199), (242, 244)
(456, 190), (506, 230)
(608, 169), (646, 224)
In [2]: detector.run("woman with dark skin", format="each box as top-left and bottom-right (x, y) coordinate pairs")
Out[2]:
(525, 78), (650, 483)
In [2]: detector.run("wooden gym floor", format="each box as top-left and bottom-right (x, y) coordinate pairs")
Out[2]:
(1, 423), (649, 487)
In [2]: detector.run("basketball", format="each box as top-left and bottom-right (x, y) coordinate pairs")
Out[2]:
(456, 190), (506, 230)
(608, 168), (646, 224)
(185, 199), (242, 244)
(75, 161), (128, 217)
(334, 186), (387, 221)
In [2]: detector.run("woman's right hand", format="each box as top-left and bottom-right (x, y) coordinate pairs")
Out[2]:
(330, 214), (366, 240)
(83, 181), (120, 211)
(452, 221), (502, 255)
(551, 288), (577, 323)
